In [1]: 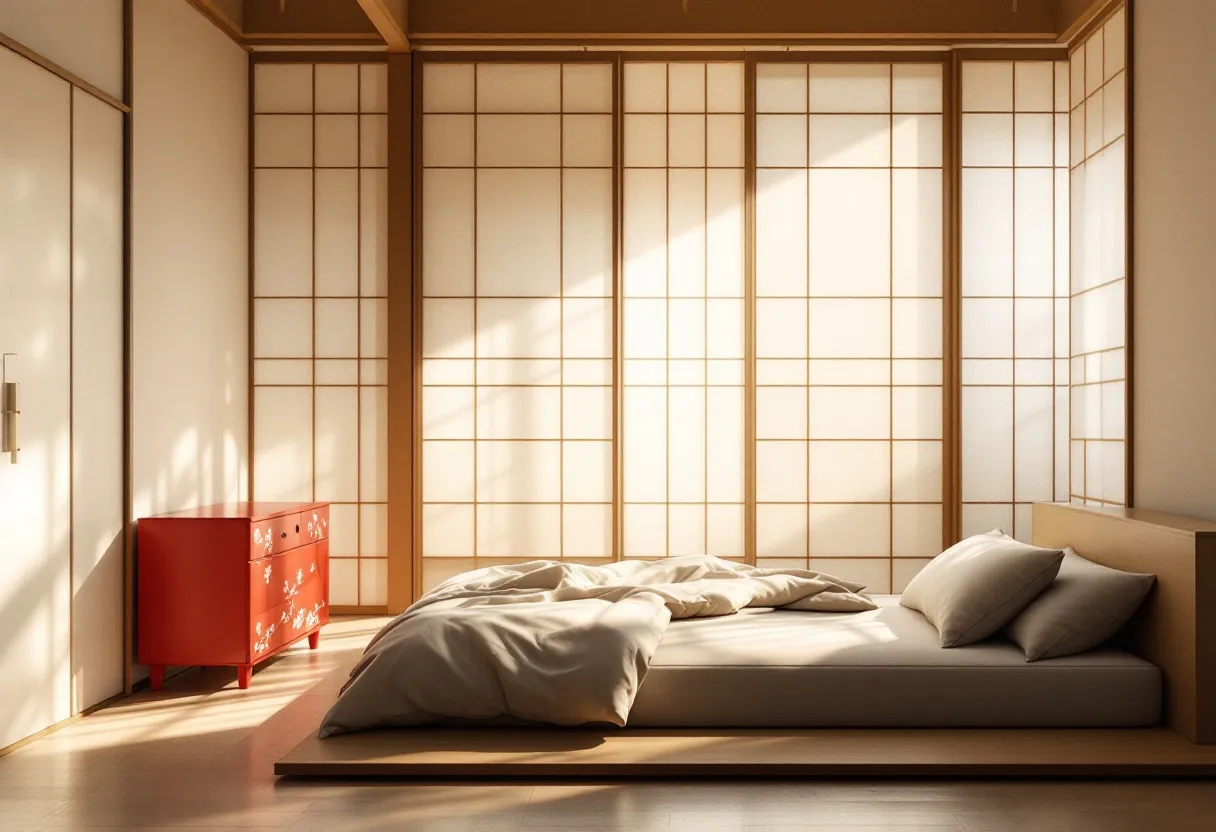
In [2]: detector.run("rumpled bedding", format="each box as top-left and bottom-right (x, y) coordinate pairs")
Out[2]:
(318, 555), (876, 737)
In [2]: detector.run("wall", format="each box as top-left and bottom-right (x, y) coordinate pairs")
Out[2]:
(1133, 0), (1216, 520)
(131, 0), (249, 525)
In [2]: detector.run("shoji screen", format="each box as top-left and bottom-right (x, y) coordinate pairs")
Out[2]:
(960, 59), (1071, 541)
(1070, 7), (1127, 506)
(420, 61), (615, 590)
(753, 62), (945, 593)
(252, 62), (390, 608)
(621, 61), (746, 560)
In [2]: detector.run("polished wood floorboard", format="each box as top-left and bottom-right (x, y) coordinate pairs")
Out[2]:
(279, 725), (1216, 777)
(1, 616), (1215, 830)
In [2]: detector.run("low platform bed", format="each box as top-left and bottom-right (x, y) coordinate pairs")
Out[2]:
(630, 598), (1160, 729)
(277, 502), (1216, 776)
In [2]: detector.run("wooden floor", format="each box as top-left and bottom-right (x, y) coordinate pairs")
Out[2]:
(279, 726), (1216, 778)
(3, 616), (1216, 831)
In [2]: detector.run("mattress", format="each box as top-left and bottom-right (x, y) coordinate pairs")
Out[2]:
(628, 595), (1161, 728)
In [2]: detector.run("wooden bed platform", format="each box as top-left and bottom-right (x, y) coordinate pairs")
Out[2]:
(277, 503), (1216, 778)
(275, 726), (1216, 777)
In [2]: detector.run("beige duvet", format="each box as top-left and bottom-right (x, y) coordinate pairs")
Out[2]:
(318, 556), (876, 737)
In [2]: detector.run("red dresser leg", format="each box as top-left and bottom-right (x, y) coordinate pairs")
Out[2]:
(308, 630), (320, 650)
(149, 665), (165, 691)
(237, 665), (252, 689)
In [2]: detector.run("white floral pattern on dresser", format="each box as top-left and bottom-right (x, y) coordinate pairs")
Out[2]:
(252, 598), (327, 657)
(252, 526), (274, 555)
(307, 512), (328, 542)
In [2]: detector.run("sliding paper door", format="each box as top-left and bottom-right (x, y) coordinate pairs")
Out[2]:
(1070, 7), (1127, 507)
(621, 61), (747, 560)
(960, 59), (1071, 541)
(753, 62), (945, 592)
(420, 61), (616, 588)
(252, 61), (391, 608)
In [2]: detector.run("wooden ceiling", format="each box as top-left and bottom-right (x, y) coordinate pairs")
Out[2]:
(188, 0), (1115, 49)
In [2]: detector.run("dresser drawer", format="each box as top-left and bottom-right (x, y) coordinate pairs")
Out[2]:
(301, 505), (329, 545)
(250, 512), (302, 560)
(249, 542), (323, 617)
(251, 572), (328, 661)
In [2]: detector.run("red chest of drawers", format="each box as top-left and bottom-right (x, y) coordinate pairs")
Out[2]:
(137, 502), (330, 690)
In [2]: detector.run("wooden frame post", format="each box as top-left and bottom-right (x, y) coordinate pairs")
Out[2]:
(387, 52), (415, 612)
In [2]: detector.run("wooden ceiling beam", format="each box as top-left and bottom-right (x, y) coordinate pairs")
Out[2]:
(1056, 0), (1123, 44)
(357, 0), (411, 52)
(406, 0), (1062, 43)
(184, 0), (245, 46)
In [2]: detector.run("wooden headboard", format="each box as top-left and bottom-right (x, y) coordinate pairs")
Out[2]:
(1033, 502), (1216, 744)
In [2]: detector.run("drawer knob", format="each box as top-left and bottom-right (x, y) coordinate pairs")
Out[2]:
(295, 524), (300, 533)
(281, 531), (287, 539)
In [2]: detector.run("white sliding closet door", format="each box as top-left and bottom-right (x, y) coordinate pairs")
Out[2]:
(71, 87), (125, 710)
(960, 59), (1071, 541)
(0, 47), (73, 749)
(621, 61), (746, 560)
(420, 61), (615, 589)
(753, 62), (945, 592)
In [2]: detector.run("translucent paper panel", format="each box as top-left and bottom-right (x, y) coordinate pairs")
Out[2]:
(961, 59), (1074, 537)
(253, 63), (393, 602)
(1069, 12), (1128, 505)
(477, 115), (560, 167)
(314, 388), (359, 502)
(314, 170), (358, 296)
(478, 64), (560, 112)
(755, 61), (944, 575)
(253, 387), (313, 502)
(254, 64), (312, 113)
(254, 169), (313, 296)
(622, 61), (746, 557)
(422, 169), (475, 297)
(424, 64), (475, 113)
(361, 64), (388, 113)
(255, 299), (312, 358)
(423, 61), (615, 565)
(254, 115), (312, 167)
(809, 64), (890, 112)
(563, 64), (613, 113)
(314, 115), (358, 167)
(315, 64), (358, 113)
(476, 169), (561, 296)
(807, 170), (889, 296)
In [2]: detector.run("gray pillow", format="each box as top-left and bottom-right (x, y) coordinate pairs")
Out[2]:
(1005, 548), (1156, 661)
(901, 530), (1064, 648)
